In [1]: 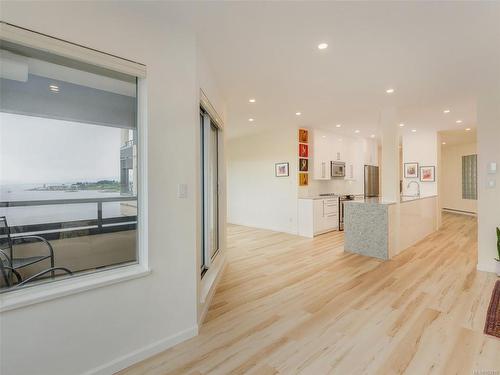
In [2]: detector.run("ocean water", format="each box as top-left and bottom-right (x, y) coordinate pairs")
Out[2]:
(0, 184), (137, 227)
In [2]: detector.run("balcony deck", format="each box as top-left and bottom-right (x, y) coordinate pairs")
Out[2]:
(0, 197), (138, 290)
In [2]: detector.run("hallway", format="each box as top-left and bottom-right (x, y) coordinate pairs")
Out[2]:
(121, 213), (499, 374)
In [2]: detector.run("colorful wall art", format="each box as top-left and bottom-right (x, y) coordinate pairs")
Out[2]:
(298, 129), (309, 186)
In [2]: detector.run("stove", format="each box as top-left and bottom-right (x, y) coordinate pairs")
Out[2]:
(339, 195), (355, 231)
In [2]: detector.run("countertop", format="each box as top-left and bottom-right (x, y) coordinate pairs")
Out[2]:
(298, 195), (339, 200)
(344, 194), (438, 205)
(344, 197), (397, 206)
(298, 194), (365, 200)
(400, 194), (438, 203)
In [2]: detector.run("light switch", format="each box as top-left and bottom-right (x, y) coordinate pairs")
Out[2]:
(488, 179), (496, 189)
(488, 162), (497, 174)
(178, 183), (188, 198)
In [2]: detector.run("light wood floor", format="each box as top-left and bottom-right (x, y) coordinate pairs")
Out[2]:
(120, 212), (500, 375)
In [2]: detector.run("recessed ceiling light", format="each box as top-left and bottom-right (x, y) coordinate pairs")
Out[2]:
(465, 128), (471, 131)
(411, 129), (417, 133)
(336, 124), (342, 128)
(318, 43), (328, 50)
(442, 142), (447, 145)
(443, 109), (450, 114)
(249, 98), (256, 103)
(248, 118), (254, 122)
(295, 112), (301, 116)
(456, 120), (463, 124)
(49, 84), (59, 92)
(386, 88), (395, 94)
(354, 130), (360, 134)
(399, 123), (405, 127)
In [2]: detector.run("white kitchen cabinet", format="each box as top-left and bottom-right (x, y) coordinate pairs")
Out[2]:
(312, 130), (346, 180)
(322, 198), (339, 231)
(364, 138), (379, 166)
(342, 139), (354, 180)
(298, 198), (339, 237)
(311, 129), (378, 181)
(313, 199), (327, 232)
(344, 139), (364, 181)
(332, 135), (343, 162)
(312, 130), (331, 180)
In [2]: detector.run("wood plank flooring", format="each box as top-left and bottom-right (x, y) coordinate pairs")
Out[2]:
(120, 212), (500, 375)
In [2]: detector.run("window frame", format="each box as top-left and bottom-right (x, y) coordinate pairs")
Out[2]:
(0, 23), (150, 312)
(200, 107), (221, 275)
(462, 154), (478, 200)
(199, 89), (223, 278)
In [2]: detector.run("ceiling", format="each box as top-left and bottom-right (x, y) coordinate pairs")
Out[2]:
(440, 128), (477, 147)
(171, 2), (500, 139)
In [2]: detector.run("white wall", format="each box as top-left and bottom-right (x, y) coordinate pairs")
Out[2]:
(0, 2), (226, 375)
(402, 131), (438, 197)
(226, 129), (298, 234)
(477, 81), (500, 273)
(441, 142), (477, 214)
(380, 108), (400, 202)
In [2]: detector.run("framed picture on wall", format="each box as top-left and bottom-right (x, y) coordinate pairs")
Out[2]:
(420, 166), (435, 182)
(299, 129), (309, 143)
(299, 143), (309, 158)
(404, 162), (419, 178)
(275, 162), (289, 177)
(299, 158), (308, 172)
(299, 172), (309, 186)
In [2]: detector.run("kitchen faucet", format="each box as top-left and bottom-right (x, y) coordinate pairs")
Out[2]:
(407, 180), (420, 197)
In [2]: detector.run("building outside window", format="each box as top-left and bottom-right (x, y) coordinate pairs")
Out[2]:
(0, 34), (141, 292)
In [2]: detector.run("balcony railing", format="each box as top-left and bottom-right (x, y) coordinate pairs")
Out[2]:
(0, 196), (137, 240)
(121, 139), (134, 149)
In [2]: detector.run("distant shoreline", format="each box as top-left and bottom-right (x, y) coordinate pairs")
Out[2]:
(27, 180), (120, 193)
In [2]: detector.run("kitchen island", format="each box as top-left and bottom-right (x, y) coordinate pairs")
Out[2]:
(343, 195), (439, 260)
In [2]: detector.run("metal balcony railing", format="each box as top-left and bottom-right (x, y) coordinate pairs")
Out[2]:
(0, 196), (138, 240)
(121, 139), (134, 149)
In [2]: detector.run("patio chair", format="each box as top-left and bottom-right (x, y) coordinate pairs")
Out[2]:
(0, 216), (72, 288)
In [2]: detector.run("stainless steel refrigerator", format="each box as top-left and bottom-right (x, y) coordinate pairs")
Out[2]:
(364, 165), (380, 197)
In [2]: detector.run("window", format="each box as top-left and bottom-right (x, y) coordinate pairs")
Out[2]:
(462, 154), (477, 200)
(0, 34), (141, 293)
(200, 107), (220, 275)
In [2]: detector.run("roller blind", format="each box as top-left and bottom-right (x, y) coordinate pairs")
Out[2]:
(0, 22), (146, 78)
(0, 44), (137, 129)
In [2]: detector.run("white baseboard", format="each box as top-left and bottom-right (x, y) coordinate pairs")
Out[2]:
(84, 325), (198, 375)
(442, 208), (477, 216)
(227, 220), (297, 235)
(477, 262), (498, 274)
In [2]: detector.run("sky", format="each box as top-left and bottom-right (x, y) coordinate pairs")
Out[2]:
(0, 112), (122, 185)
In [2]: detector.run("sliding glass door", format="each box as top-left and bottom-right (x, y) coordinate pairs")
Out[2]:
(201, 108), (220, 274)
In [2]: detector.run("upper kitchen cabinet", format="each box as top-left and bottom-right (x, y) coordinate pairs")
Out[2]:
(312, 129), (332, 180)
(364, 138), (379, 166)
(344, 138), (364, 181)
(312, 129), (377, 181)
